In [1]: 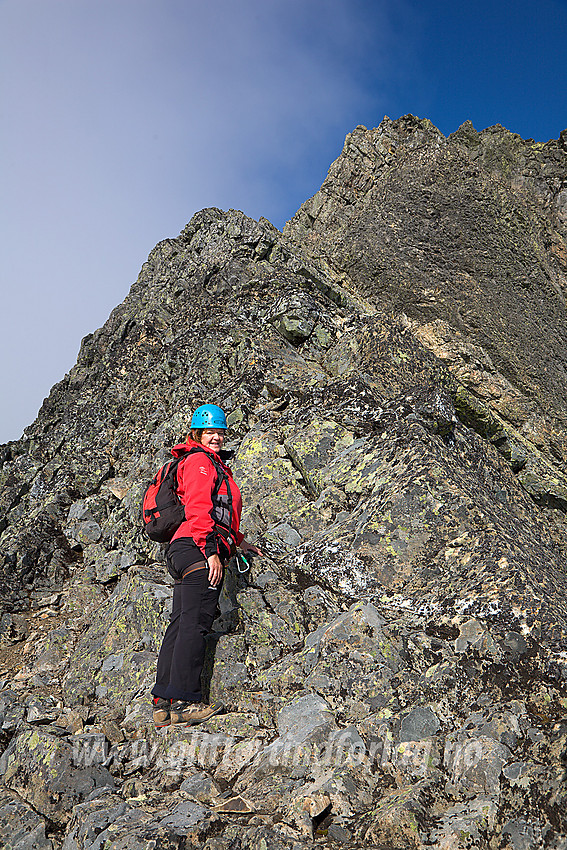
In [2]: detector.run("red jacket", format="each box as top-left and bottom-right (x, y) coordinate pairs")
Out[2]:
(170, 438), (243, 558)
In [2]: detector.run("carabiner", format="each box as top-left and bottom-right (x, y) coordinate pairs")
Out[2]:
(237, 553), (251, 573)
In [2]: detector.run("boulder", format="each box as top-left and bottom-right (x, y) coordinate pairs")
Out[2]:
(0, 727), (114, 823)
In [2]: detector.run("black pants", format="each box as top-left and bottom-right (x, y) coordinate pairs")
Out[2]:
(152, 555), (222, 703)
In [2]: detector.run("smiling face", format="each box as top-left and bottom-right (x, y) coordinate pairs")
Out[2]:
(200, 428), (226, 453)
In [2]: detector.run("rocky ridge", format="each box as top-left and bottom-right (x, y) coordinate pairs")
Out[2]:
(1, 115), (567, 848)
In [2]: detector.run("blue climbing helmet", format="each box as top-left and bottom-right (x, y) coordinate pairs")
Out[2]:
(190, 404), (228, 429)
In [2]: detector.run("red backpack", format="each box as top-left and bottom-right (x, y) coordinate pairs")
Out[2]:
(141, 447), (228, 543)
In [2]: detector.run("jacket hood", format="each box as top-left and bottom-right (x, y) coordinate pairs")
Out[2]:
(171, 438), (210, 458)
(171, 438), (234, 467)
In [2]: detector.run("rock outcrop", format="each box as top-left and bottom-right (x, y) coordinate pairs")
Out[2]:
(1, 115), (567, 848)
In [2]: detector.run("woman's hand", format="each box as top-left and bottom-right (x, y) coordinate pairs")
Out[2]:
(239, 539), (263, 557)
(207, 554), (224, 586)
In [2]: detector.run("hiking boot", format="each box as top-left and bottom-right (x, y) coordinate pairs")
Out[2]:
(152, 697), (171, 727)
(169, 700), (225, 725)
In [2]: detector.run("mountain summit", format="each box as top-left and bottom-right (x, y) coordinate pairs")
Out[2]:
(1, 116), (567, 848)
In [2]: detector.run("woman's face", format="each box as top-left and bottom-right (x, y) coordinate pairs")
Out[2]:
(200, 428), (225, 452)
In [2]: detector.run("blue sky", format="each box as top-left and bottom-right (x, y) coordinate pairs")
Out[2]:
(1, 0), (566, 443)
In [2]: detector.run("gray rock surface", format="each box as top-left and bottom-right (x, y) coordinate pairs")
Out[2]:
(1, 115), (567, 847)
(0, 789), (54, 849)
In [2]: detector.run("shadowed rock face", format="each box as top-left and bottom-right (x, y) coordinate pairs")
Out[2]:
(285, 116), (567, 416)
(1, 117), (567, 848)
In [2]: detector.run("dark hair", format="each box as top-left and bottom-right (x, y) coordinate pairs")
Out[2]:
(188, 428), (204, 443)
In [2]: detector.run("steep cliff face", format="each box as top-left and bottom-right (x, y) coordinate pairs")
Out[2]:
(1, 117), (567, 849)
(285, 116), (567, 502)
